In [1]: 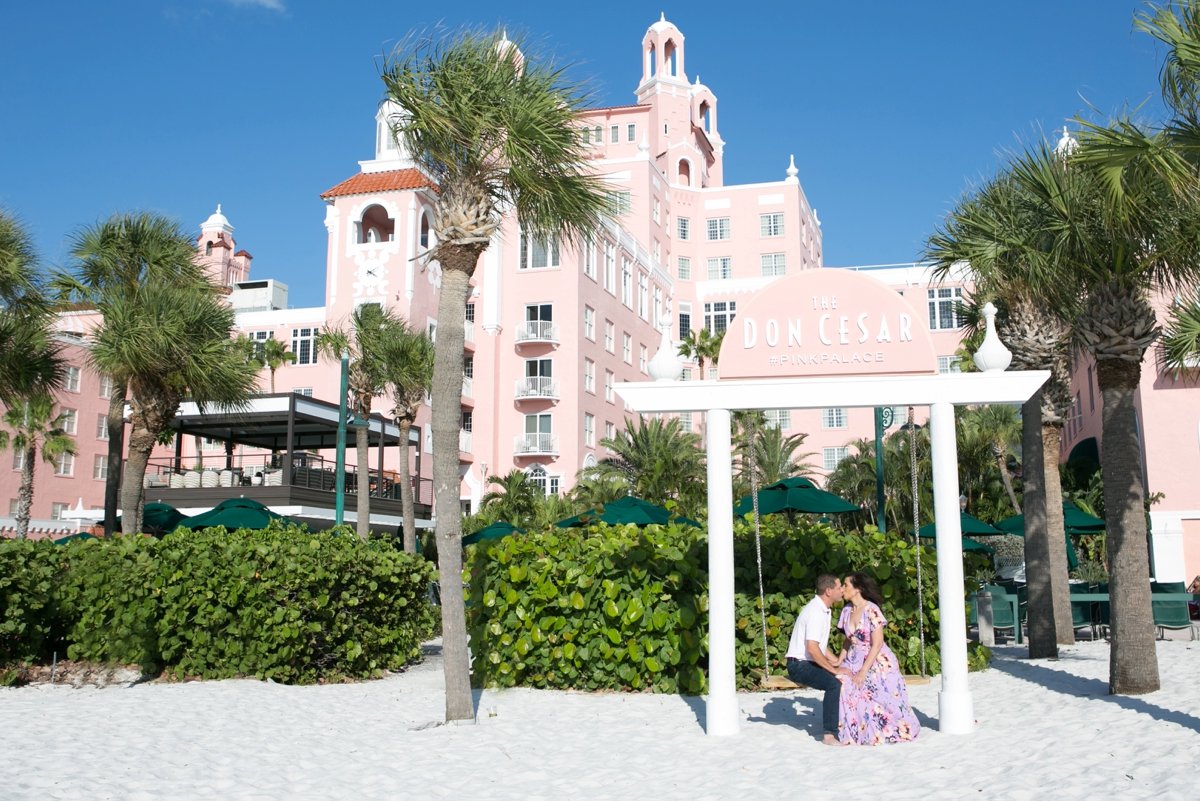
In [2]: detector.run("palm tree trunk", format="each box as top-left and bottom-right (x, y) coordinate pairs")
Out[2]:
(431, 258), (478, 723)
(397, 419), (417, 553)
(103, 388), (126, 536)
(269, 368), (276, 394)
(1022, 392), (1058, 658)
(120, 426), (155, 535)
(1042, 424), (1075, 645)
(15, 445), (35, 540)
(1097, 359), (1160, 694)
(996, 451), (1021, 514)
(356, 423), (370, 540)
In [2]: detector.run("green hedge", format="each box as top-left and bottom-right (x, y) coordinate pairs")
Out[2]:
(0, 539), (69, 665)
(466, 517), (990, 693)
(2, 524), (436, 683)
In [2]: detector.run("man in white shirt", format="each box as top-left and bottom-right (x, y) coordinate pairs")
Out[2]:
(785, 574), (846, 745)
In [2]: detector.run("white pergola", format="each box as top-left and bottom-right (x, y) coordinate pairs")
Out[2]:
(615, 368), (1049, 736)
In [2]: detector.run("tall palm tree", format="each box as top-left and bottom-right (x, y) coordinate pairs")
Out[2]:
(0, 212), (63, 406)
(959, 404), (1023, 515)
(926, 172), (1078, 655)
(587, 416), (706, 516)
(677, 327), (724, 378)
(480, 469), (541, 526)
(318, 304), (402, 541)
(383, 320), (434, 552)
(59, 212), (208, 536)
(90, 280), (256, 534)
(0, 395), (76, 539)
(381, 28), (610, 720)
(258, 338), (296, 394)
(733, 412), (815, 494)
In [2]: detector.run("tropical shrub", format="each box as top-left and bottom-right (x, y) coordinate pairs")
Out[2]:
(0, 539), (68, 666)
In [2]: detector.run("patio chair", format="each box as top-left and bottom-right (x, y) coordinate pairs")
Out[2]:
(979, 584), (1020, 643)
(1151, 581), (1195, 640)
(1068, 582), (1097, 640)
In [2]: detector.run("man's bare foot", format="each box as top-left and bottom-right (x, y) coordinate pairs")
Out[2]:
(821, 734), (840, 746)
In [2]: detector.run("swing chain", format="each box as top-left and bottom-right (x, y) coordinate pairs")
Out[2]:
(745, 414), (771, 683)
(908, 405), (927, 677)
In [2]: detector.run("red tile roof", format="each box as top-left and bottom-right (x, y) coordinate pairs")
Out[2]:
(320, 168), (435, 199)
(235, 250), (252, 258)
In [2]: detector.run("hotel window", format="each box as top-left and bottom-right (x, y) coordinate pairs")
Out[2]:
(584, 306), (596, 340)
(937, 355), (963, 374)
(519, 232), (561, 269)
(51, 502), (70, 520)
(584, 359), (596, 393)
(60, 409), (77, 435)
(677, 257), (691, 280)
(681, 367), (693, 381)
(761, 253), (786, 277)
(64, 366), (81, 393)
(604, 320), (615, 352)
(54, 452), (74, 477)
(678, 412), (693, 433)
(653, 199), (661, 224)
(621, 260), (633, 307)
(12, 450), (24, 470)
(627, 123), (636, 142)
(609, 191), (632, 216)
(584, 414), (595, 447)
(622, 333), (632, 364)
(653, 287), (663, 328)
(605, 421), (615, 440)
(823, 446), (850, 472)
(291, 327), (320, 365)
(293, 388), (314, 397)
(703, 301), (737, 334)
(678, 302), (692, 341)
(580, 126), (590, 144)
(96, 414), (109, 440)
(927, 287), (963, 330)
(610, 125), (619, 143)
(677, 217), (690, 240)
(639, 344), (648, 373)
(638, 272), (649, 319)
(98, 374), (115, 399)
(583, 238), (597, 280)
(760, 212), (785, 237)
(605, 370), (615, 402)
(707, 257), (732, 280)
(764, 409), (791, 430)
(93, 455), (107, 481)
(593, 125), (602, 142)
(7, 499), (17, 516)
(603, 243), (617, 293)
(706, 217), (731, 241)
(822, 407), (848, 429)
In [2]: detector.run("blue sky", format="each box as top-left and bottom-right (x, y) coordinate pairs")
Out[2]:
(0, 1), (1169, 308)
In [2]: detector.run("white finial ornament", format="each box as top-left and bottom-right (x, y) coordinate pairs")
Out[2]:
(1054, 126), (1078, 159)
(973, 302), (1013, 372)
(648, 319), (684, 381)
(785, 154), (799, 183)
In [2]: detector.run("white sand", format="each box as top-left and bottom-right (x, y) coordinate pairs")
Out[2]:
(3, 640), (1197, 800)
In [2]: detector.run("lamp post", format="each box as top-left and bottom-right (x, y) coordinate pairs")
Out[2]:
(959, 493), (968, 513)
(335, 349), (350, 526)
(874, 406), (895, 533)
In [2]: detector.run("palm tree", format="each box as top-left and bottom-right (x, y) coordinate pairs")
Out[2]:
(318, 304), (401, 541)
(959, 404), (1022, 515)
(381, 28), (610, 720)
(0, 395), (76, 539)
(59, 212), (208, 536)
(383, 320), (435, 552)
(1161, 292), (1200, 376)
(90, 280), (256, 534)
(0, 212), (63, 407)
(480, 469), (541, 526)
(258, 338), (296, 394)
(1006, 138), (1200, 692)
(588, 416), (706, 516)
(677, 327), (724, 379)
(926, 172), (1078, 655)
(733, 411), (815, 494)
(568, 472), (627, 509)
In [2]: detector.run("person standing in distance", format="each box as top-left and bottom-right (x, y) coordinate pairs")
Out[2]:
(785, 574), (847, 745)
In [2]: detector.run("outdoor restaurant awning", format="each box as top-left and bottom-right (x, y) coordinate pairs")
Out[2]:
(167, 394), (414, 451)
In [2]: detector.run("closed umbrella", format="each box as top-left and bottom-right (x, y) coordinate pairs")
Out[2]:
(462, 521), (523, 546)
(182, 498), (295, 531)
(733, 476), (861, 516)
(556, 495), (701, 528)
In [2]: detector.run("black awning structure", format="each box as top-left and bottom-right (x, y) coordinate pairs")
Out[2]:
(167, 393), (417, 451)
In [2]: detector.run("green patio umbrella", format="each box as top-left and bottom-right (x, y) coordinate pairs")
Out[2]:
(733, 476), (861, 516)
(107, 502), (190, 537)
(462, 521), (524, 546)
(181, 498), (295, 531)
(993, 502), (1095, 571)
(54, 531), (97, 544)
(916, 511), (1004, 539)
(556, 495), (701, 528)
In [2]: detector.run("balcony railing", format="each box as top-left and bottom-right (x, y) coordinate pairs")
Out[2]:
(513, 433), (558, 455)
(464, 320), (475, 343)
(459, 429), (472, 453)
(462, 376), (474, 398)
(514, 376), (558, 399)
(515, 320), (559, 344)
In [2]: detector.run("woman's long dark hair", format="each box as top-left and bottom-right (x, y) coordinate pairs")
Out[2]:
(846, 572), (884, 607)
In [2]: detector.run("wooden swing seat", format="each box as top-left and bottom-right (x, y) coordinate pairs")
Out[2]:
(755, 672), (931, 690)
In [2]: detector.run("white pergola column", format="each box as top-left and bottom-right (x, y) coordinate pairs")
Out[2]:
(704, 407), (738, 736)
(929, 401), (974, 734)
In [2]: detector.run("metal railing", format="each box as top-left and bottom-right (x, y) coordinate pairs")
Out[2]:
(513, 433), (558, 455)
(515, 320), (559, 343)
(514, 376), (558, 399)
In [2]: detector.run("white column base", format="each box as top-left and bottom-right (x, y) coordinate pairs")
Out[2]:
(938, 688), (975, 734)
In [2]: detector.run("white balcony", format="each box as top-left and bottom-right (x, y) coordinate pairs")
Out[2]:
(459, 429), (472, 453)
(514, 376), (559, 400)
(464, 320), (475, 344)
(515, 320), (559, 345)
(513, 433), (559, 456)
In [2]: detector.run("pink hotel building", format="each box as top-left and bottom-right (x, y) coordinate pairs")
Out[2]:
(4, 17), (1197, 583)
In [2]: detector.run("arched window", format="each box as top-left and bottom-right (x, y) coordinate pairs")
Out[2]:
(593, 125), (602, 143)
(205, 241), (213, 256)
(678, 159), (691, 186)
(358, 204), (395, 244)
(419, 211), (431, 249)
(526, 463), (549, 496)
(648, 44), (657, 77)
(699, 101), (711, 134)
(664, 40), (678, 76)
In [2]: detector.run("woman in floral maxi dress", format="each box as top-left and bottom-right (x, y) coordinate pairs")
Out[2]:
(832, 572), (920, 745)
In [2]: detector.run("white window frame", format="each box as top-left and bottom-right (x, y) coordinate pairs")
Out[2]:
(639, 344), (648, 373)
(605, 371), (615, 403)
(584, 359), (596, 393)
(706, 217), (731, 241)
(584, 413), (595, 447)
(760, 253), (786, 277)
(928, 287), (964, 331)
(604, 320), (615, 353)
(584, 306), (596, 340)
(54, 452), (74, 477)
(677, 217), (690, 241)
(677, 256), (691, 280)
(823, 446), (850, 472)
(707, 257), (732, 280)
(519, 232), (561, 270)
(291, 327), (320, 365)
(93, 454), (108, 481)
(64, 366), (81, 393)
(98, 374), (114, 399)
(760, 212), (785, 237)
(764, 409), (791, 430)
(51, 502), (70, 520)
(60, 409), (77, 435)
(822, 407), (848, 429)
(937, 355), (963, 374)
(621, 259), (633, 307)
(96, 413), (109, 440)
(622, 333), (632, 364)
(609, 191), (632, 216)
(583, 238), (597, 280)
(703, 300), (737, 334)
(603, 243), (617, 294)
